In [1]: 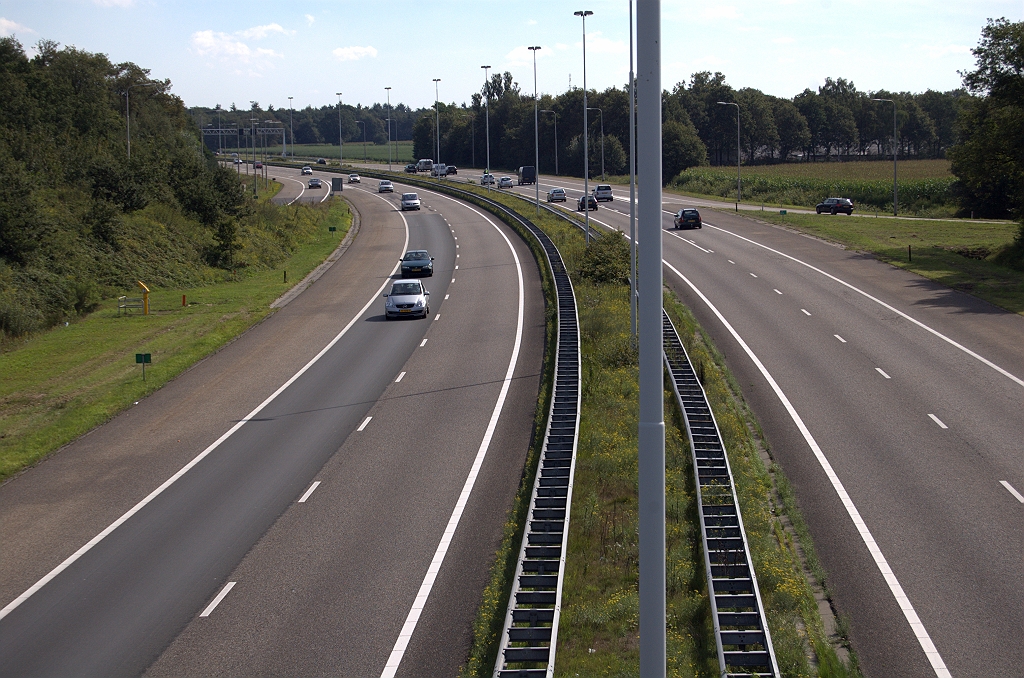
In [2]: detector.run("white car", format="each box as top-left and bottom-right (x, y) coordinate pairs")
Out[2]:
(547, 187), (567, 202)
(378, 180), (394, 193)
(383, 279), (430, 319)
(431, 164), (447, 177)
(498, 176), (514, 189)
(401, 193), (421, 211)
(480, 173), (495, 185)
(301, 166), (313, 175)
(348, 174), (360, 183)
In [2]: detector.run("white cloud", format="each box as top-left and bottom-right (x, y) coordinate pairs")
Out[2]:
(237, 23), (294, 39)
(582, 31), (627, 56)
(504, 45), (548, 67)
(305, 14), (315, 27)
(0, 17), (33, 36)
(527, 19), (537, 25)
(332, 45), (378, 61)
(191, 30), (283, 64)
(772, 36), (796, 44)
(700, 6), (742, 20)
(919, 43), (970, 59)
(555, 43), (568, 51)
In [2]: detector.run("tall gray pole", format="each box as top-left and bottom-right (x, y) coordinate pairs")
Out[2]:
(529, 46), (541, 215)
(385, 87), (392, 171)
(575, 10), (593, 244)
(588, 107), (604, 180)
(638, 0), (665, 675)
(288, 96), (293, 159)
(717, 101), (741, 210)
(433, 78), (441, 166)
(629, 0), (637, 339)
(482, 65), (491, 187)
(336, 92), (343, 169)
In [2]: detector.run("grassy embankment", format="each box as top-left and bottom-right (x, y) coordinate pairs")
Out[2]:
(219, 140), (416, 165)
(448, 182), (859, 677)
(0, 191), (351, 482)
(745, 210), (1024, 315)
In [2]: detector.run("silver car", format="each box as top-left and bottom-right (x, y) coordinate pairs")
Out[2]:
(593, 184), (614, 201)
(547, 187), (567, 202)
(401, 193), (421, 210)
(498, 176), (514, 189)
(480, 173), (495, 185)
(301, 166), (313, 175)
(348, 174), (360, 183)
(383, 279), (430, 319)
(378, 180), (394, 193)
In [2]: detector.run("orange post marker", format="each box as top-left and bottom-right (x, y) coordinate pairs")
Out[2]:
(182, 295), (187, 307)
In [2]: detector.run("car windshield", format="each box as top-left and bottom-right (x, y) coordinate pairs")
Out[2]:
(403, 194), (418, 200)
(391, 282), (421, 295)
(403, 251), (429, 261)
(381, 181), (391, 185)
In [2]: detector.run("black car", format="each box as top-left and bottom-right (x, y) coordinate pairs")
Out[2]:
(405, 164), (418, 173)
(445, 165), (458, 176)
(400, 249), (434, 277)
(577, 195), (598, 211)
(674, 208), (702, 229)
(316, 158), (327, 165)
(816, 197), (854, 215)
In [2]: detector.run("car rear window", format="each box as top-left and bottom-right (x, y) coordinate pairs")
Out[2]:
(597, 185), (611, 191)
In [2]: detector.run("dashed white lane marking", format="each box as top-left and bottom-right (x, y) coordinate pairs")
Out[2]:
(928, 413), (948, 429)
(0, 192), (412, 622)
(749, 273), (758, 278)
(419, 339), (428, 347)
(456, 244), (460, 248)
(664, 259), (951, 678)
(444, 294), (449, 300)
(835, 335), (847, 343)
(728, 260), (735, 264)
(298, 481), (321, 503)
(434, 314), (441, 321)
(665, 229), (711, 252)
(802, 309), (812, 316)
(774, 289), (782, 295)
(357, 417), (372, 432)
(1000, 481), (1024, 503)
(200, 582), (236, 617)
(451, 278), (455, 283)
(455, 265), (459, 270)
(876, 368), (891, 379)
(395, 372), (406, 382)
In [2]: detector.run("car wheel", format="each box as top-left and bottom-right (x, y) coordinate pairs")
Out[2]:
(816, 208), (821, 214)
(831, 208), (837, 215)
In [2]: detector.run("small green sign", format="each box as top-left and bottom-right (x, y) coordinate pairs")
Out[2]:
(135, 353), (151, 364)
(329, 226), (337, 232)
(779, 210), (787, 215)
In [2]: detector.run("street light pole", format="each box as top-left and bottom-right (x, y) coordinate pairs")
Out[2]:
(638, 0), (665, 674)
(587, 106), (604, 180)
(541, 110), (558, 175)
(481, 65), (491, 188)
(575, 10), (593, 244)
(529, 46), (541, 215)
(717, 100), (740, 211)
(385, 87), (392, 171)
(433, 78), (441, 167)
(628, 0), (637, 338)
(250, 113), (259, 197)
(356, 121), (366, 162)
(336, 92), (343, 169)
(871, 97), (898, 216)
(288, 96), (293, 159)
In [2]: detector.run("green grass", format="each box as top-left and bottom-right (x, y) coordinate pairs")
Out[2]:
(737, 159), (951, 181)
(0, 198), (351, 482)
(746, 210), (1024, 314)
(218, 141), (416, 164)
(427, 181), (859, 677)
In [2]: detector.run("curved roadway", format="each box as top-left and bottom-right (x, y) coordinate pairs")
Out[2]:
(0, 165), (545, 677)
(498, 173), (1023, 678)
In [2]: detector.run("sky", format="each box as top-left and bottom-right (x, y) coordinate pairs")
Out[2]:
(2, 0), (1022, 112)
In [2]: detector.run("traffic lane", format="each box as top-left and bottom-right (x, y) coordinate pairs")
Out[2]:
(660, 228), (1024, 675)
(145, 201), (542, 676)
(0, 187), (405, 608)
(0, 195), (428, 677)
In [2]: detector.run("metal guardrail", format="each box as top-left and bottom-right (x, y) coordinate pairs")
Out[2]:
(663, 311), (779, 677)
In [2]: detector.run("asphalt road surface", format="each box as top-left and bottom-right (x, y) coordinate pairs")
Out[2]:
(499, 173), (1023, 678)
(0, 168), (544, 677)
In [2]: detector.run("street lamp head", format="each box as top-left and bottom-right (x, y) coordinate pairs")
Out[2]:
(529, 45), (541, 51)
(574, 10), (593, 17)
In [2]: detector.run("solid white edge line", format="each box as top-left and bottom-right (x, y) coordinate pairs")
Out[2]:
(396, 371), (406, 382)
(297, 481), (321, 503)
(357, 416), (372, 432)
(664, 229), (710, 252)
(876, 368), (892, 379)
(281, 175), (306, 205)
(199, 581), (236, 617)
(0, 192), (411, 622)
(664, 259), (952, 678)
(703, 221), (1024, 390)
(1000, 480), (1024, 503)
(928, 413), (949, 429)
(379, 194), (526, 678)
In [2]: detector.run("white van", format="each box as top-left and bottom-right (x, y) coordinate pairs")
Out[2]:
(416, 159), (434, 172)
(431, 163), (447, 177)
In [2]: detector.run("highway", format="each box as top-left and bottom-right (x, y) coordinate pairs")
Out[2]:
(493, 173), (1023, 677)
(0, 165), (545, 677)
